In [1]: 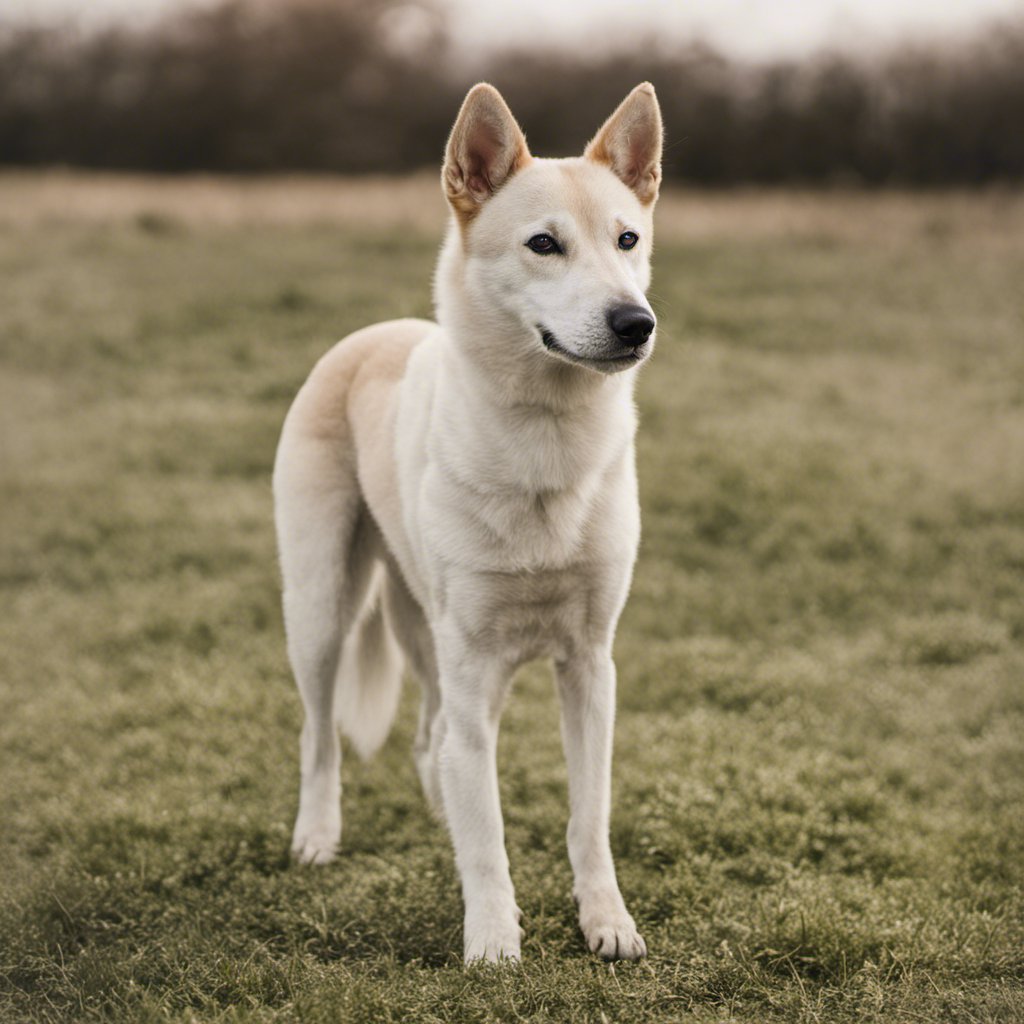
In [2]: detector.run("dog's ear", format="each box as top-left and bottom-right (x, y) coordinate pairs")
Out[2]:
(443, 83), (531, 220)
(585, 82), (663, 205)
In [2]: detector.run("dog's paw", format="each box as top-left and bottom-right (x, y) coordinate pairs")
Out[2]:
(463, 906), (525, 964)
(291, 812), (340, 865)
(291, 834), (338, 865)
(583, 918), (647, 961)
(463, 927), (524, 964)
(577, 891), (647, 961)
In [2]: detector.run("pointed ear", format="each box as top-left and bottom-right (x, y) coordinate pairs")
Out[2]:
(443, 83), (531, 221)
(584, 82), (663, 205)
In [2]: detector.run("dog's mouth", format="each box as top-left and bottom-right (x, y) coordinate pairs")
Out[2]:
(538, 326), (647, 371)
(539, 328), (560, 351)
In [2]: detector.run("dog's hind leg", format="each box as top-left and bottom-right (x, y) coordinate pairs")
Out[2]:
(274, 425), (379, 865)
(384, 571), (443, 816)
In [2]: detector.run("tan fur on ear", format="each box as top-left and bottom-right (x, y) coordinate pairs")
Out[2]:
(442, 83), (532, 222)
(584, 82), (663, 205)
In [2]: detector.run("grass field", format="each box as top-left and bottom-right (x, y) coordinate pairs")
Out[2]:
(1, 175), (1023, 1023)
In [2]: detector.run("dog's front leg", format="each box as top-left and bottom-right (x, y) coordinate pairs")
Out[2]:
(556, 651), (646, 960)
(436, 649), (522, 963)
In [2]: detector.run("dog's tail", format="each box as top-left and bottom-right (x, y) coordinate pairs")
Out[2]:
(333, 565), (404, 761)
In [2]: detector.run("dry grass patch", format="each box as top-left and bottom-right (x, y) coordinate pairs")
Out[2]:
(1, 181), (1022, 1023)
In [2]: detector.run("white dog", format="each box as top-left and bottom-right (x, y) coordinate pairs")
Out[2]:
(273, 81), (662, 963)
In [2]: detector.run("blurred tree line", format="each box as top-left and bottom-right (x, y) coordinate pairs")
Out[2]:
(2, 0), (1023, 185)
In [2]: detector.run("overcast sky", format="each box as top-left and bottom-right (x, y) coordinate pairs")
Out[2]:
(3, 0), (1023, 60)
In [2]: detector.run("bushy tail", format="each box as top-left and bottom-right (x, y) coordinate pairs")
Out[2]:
(333, 566), (404, 761)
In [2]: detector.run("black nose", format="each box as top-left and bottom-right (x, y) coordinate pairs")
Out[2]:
(607, 304), (656, 347)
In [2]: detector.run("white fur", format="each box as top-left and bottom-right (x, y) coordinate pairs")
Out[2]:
(273, 82), (662, 961)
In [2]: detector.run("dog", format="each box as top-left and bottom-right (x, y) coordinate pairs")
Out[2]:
(273, 81), (662, 963)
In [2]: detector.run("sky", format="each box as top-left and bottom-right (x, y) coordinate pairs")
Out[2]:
(2, 0), (1023, 60)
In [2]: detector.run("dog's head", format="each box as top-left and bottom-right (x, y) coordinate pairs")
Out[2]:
(440, 83), (662, 375)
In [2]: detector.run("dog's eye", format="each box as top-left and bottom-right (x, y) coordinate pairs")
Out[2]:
(526, 234), (562, 255)
(618, 231), (639, 250)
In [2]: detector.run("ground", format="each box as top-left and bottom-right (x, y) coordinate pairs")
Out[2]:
(1, 175), (1022, 1022)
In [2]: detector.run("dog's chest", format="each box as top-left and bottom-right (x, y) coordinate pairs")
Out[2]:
(427, 402), (632, 572)
(429, 474), (638, 662)
(474, 480), (597, 567)
(453, 562), (604, 663)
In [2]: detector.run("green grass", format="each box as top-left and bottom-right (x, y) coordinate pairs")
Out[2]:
(1, 185), (1023, 1023)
